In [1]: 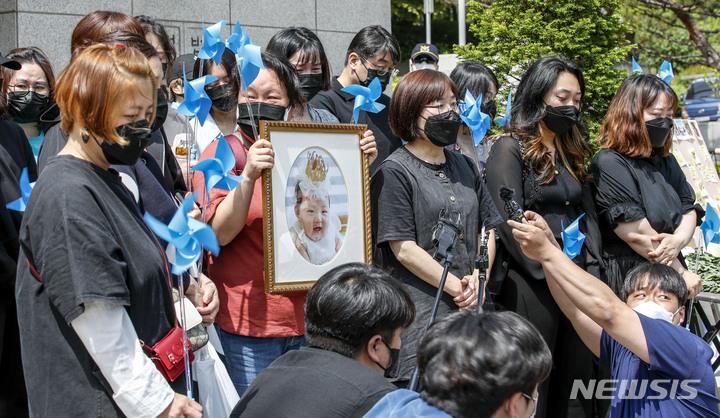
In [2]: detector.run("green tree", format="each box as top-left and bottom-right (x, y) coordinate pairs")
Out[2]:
(456, 0), (634, 137)
(627, 0), (720, 72)
(391, 0), (475, 62)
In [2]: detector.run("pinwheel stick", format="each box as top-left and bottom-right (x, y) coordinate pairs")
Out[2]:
(177, 273), (194, 399)
(236, 54), (261, 142)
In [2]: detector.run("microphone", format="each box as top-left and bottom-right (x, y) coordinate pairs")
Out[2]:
(499, 186), (526, 222)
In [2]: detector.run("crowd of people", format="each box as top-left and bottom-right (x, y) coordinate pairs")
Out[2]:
(0, 9), (717, 418)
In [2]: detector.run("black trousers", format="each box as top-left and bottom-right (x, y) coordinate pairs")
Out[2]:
(495, 268), (593, 418)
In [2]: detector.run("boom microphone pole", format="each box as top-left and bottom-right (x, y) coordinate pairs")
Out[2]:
(409, 210), (460, 392)
(476, 224), (490, 314)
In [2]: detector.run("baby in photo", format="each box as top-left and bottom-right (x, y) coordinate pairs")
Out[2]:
(290, 152), (343, 265)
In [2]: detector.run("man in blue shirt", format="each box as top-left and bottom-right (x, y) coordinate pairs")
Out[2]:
(509, 212), (720, 417)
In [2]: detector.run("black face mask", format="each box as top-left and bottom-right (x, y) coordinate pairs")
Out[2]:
(99, 119), (152, 165)
(646, 117), (673, 148)
(543, 105), (579, 136)
(422, 110), (462, 147)
(237, 101), (287, 137)
(206, 83), (237, 112)
(360, 68), (391, 91)
(152, 88), (169, 132)
(374, 339), (400, 378)
(299, 73), (324, 102)
(8, 91), (50, 124)
(481, 99), (497, 122)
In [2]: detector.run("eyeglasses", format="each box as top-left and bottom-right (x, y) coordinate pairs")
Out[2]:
(424, 101), (459, 113)
(8, 82), (50, 97)
(522, 392), (539, 418)
(360, 57), (398, 77)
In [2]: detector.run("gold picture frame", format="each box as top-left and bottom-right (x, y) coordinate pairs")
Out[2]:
(261, 121), (372, 293)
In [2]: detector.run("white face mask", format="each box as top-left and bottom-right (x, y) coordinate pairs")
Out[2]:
(632, 301), (680, 323)
(413, 62), (437, 71)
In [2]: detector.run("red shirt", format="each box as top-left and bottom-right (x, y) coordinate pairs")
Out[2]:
(192, 133), (306, 337)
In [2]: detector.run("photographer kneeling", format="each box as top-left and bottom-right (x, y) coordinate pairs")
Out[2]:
(508, 211), (719, 417)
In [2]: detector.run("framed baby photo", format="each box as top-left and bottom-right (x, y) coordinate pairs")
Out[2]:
(260, 121), (372, 294)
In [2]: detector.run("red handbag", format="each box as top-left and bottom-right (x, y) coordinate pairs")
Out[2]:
(141, 326), (194, 381)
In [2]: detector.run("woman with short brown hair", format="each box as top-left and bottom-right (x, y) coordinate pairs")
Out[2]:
(371, 69), (502, 386)
(591, 74), (702, 298)
(16, 43), (201, 418)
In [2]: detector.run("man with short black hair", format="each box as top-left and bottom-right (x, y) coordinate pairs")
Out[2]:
(509, 212), (720, 417)
(230, 263), (415, 418)
(365, 311), (552, 418)
(310, 25), (401, 174)
(410, 43), (439, 71)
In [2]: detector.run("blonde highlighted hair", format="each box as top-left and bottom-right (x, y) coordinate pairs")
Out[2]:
(55, 43), (157, 145)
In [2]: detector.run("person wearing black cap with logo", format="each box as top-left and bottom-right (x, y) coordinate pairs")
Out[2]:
(310, 25), (401, 174)
(0, 51), (34, 417)
(410, 43), (439, 71)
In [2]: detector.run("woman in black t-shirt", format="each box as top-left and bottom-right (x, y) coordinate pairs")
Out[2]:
(591, 74), (703, 298)
(372, 69), (502, 386)
(484, 56), (602, 417)
(15, 44), (202, 417)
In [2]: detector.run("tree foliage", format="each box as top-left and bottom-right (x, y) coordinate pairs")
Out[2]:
(391, 0), (476, 62)
(455, 0), (634, 136)
(625, 0), (720, 73)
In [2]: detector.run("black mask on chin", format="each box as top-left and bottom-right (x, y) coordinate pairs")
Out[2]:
(237, 101), (287, 138)
(8, 91), (50, 124)
(543, 105), (579, 136)
(299, 73), (324, 102)
(645, 117), (673, 148)
(422, 110), (462, 147)
(481, 99), (497, 123)
(206, 83), (237, 112)
(151, 88), (169, 132)
(99, 119), (153, 166)
(374, 339), (400, 378)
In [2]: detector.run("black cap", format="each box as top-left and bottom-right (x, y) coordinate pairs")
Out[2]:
(167, 53), (195, 83)
(411, 43), (439, 62)
(0, 53), (21, 70)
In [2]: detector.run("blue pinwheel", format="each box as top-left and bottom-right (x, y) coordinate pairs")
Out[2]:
(190, 135), (243, 202)
(177, 62), (218, 126)
(227, 23), (263, 90)
(459, 89), (492, 145)
(495, 89), (512, 127)
(561, 213), (586, 260)
(341, 77), (385, 124)
(659, 60), (674, 85)
(632, 57), (643, 74)
(700, 204), (720, 249)
(198, 20), (228, 65)
(225, 21), (244, 55)
(6, 167), (35, 212)
(144, 196), (220, 275)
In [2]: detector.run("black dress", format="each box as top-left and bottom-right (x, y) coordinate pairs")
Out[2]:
(485, 134), (601, 418)
(372, 146), (502, 384)
(16, 155), (178, 416)
(590, 149), (703, 294)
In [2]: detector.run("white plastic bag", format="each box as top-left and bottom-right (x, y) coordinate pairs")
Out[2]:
(193, 340), (240, 418)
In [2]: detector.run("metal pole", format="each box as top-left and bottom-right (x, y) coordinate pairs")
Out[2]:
(426, 12), (432, 44)
(458, 0), (466, 46)
(424, 0), (434, 44)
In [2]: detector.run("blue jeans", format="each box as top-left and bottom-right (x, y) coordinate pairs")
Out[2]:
(215, 325), (305, 397)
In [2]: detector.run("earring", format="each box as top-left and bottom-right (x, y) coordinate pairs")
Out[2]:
(81, 132), (90, 143)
